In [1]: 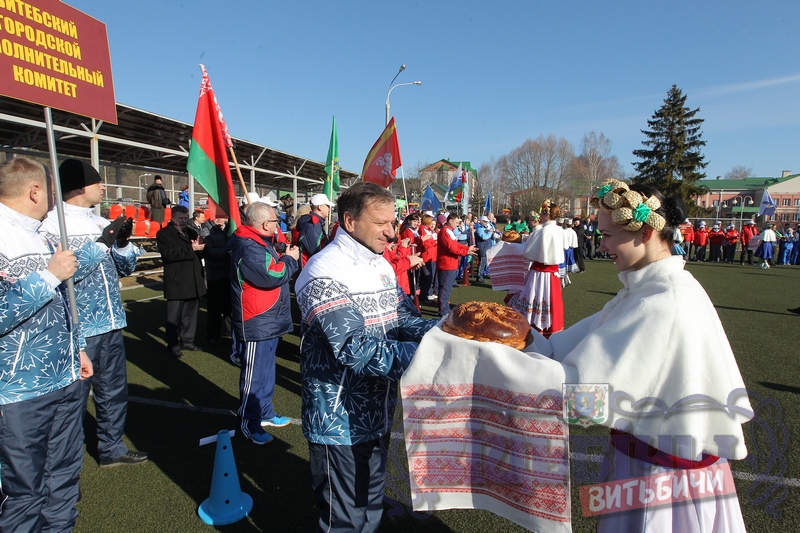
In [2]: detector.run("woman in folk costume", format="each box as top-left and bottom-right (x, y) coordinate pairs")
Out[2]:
(755, 223), (777, 269)
(528, 180), (752, 532)
(507, 200), (565, 336)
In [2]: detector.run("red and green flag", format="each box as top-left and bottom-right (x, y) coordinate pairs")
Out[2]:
(362, 117), (402, 188)
(186, 65), (241, 233)
(323, 116), (339, 200)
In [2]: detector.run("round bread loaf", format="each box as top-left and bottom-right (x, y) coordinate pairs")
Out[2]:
(502, 230), (522, 243)
(442, 301), (531, 349)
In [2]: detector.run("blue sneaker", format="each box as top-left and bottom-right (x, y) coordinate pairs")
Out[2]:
(249, 431), (273, 445)
(261, 416), (291, 428)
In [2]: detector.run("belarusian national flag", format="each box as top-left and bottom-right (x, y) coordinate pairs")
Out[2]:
(186, 65), (241, 233)
(323, 116), (339, 200)
(362, 117), (402, 188)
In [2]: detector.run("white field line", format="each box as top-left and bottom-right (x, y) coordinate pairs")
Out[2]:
(125, 294), (164, 304)
(126, 395), (800, 488)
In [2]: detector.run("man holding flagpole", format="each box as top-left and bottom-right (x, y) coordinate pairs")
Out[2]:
(0, 158), (105, 532)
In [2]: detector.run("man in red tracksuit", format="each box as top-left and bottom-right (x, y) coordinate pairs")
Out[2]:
(740, 220), (759, 265)
(723, 224), (739, 263)
(437, 213), (477, 316)
(693, 221), (710, 262)
(708, 224), (725, 262)
(679, 219), (694, 258)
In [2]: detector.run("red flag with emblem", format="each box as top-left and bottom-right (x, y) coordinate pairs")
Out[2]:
(362, 118), (402, 188)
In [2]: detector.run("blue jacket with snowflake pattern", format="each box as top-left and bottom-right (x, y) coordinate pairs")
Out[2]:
(296, 230), (437, 445)
(39, 203), (139, 337)
(0, 202), (106, 405)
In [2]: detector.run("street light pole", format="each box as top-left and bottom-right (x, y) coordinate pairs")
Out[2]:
(386, 81), (422, 126)
(732, 195), (754, 231)
(383, 65), (422, 205)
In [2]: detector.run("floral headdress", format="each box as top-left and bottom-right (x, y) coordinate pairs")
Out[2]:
(591, 179), (665, 232)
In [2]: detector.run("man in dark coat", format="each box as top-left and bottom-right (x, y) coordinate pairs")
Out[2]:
(156, 205), (206, 358)
(571, 217), (586, 272)
(203, 215), (232, 345)
(146, 175), (170, 223)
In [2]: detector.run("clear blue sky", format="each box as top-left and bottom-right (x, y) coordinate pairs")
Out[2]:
(69, 0), (800, 180)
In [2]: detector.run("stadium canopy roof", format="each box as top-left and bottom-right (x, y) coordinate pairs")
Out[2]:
(0, 96), (359, 195)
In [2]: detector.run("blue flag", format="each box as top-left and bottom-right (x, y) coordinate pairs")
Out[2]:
(446, 163), (463, 202)
(758, 188), (776, 217)
(483, 193), (492, 214)
(420, 185), (441, 212)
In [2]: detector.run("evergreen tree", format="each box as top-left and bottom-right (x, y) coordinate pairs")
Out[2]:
(632, 85), (708, 214)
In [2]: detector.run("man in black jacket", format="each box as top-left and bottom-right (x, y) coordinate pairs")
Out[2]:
(156, 205), (206, 358)
(571, 217), (586, 272)
(204, 215), (231, 345)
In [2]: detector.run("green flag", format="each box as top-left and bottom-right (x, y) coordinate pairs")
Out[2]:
(323, 116), (339, 200)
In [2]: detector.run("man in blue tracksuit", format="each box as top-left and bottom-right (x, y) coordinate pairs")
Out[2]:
(40, 159), (148, 468)
(296, 183), (437, 532)
(229, 202), (300, 444)
(0, 157), (105, 532)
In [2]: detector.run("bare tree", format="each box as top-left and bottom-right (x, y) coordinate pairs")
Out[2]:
(570, 132), (625, 216)
(723, 165), (753, 180)
(477, 157), (507, 213)
(495, 134), (575, 216)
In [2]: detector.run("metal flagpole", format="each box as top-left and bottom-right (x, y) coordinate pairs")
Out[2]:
(43, 107), (79, 325)
(400, 166), (409, 210)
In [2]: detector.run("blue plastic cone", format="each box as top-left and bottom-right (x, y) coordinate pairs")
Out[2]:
(198, 430), (253, 525)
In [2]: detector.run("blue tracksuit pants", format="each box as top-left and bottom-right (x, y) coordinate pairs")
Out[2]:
(82, 330), (130, 462)
(237, 338), (279, 438)
(0, 380), (84, 532)
(309, 434), (391, 533)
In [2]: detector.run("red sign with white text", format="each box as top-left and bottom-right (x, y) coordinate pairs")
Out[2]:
(0, 0), (116, 123)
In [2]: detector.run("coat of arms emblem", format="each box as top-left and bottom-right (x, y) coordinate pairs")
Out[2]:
(563, 383), (608, 427)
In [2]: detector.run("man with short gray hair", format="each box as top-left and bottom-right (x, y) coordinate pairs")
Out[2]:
(229, 202), (299, 444)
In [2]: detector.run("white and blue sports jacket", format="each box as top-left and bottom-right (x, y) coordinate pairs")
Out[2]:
(296, 230), (437, 446)
(39, 203), (140, 337)
(0, 202), (105, 405)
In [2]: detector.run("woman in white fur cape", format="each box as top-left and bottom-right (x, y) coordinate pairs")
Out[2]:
(529, 180), (752, 532)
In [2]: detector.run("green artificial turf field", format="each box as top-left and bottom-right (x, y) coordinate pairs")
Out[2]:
(74, 259), (800, 532)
